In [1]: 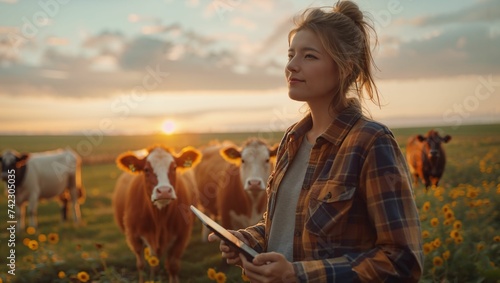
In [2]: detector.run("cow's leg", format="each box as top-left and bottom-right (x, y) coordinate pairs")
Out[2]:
(58, 192), (69, 222)
(26, 192), (41, 229)
(165, 230), (191, 283)
(128, 236), (146, 283)
(68, 174), (82, 224)
(16, 204), (26, 231)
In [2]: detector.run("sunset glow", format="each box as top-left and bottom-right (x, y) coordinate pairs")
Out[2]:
(161, 119), (176, 135)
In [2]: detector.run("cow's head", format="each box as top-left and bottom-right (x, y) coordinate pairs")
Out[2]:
(116, 145), (201, 209)
(220, 139), (278, 192)
(1, 149), (29, 182)
(417, 130), (451, 162)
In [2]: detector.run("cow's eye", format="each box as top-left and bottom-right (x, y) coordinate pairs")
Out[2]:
(241, 159), (245, 164)
(144, 168), (150, 174)
(265, 159), (269, 163)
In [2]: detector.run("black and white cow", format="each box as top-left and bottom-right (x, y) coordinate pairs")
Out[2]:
(0, 148), (85, 230)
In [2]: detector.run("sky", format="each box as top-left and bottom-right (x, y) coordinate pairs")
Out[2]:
(0, 0), (499, 135)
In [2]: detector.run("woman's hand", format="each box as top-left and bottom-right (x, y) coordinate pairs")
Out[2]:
(208, 230), (247, 266)
(239, 252), (297, 283)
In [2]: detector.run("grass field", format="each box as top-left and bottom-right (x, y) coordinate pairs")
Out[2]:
(0, 123), (499, 282)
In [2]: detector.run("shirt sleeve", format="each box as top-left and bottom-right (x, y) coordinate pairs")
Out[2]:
(239, 218), (267, 253)
(292, 133), (423, 282)
(354, 133), (423, 281)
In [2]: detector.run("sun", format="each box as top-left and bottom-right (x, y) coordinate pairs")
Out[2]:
(161, 119), (176, 135)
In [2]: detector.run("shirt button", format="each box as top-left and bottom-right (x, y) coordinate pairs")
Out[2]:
(294, 230), (301, 237)
(303, 184), (309, 190)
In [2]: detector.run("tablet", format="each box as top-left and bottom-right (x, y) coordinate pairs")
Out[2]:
(190, 205), (259, 261)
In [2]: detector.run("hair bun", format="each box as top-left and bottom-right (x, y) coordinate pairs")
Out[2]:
(334, 0), (363, 24)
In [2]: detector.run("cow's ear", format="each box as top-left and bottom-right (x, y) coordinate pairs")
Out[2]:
(443, 135), (451, 143)
(269, 143), (279, 157)
(417, 135), (426, 142)
(268, 143), (279, 164)
(175, 147), (202, 171)
(220, 146), (241, 165)
(16, 154), (30, 168)
(116, 153), (146, 174)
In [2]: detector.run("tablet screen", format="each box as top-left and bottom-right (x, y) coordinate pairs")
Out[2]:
(190, 205), (259, 261)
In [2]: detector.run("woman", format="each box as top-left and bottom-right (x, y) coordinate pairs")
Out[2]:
(209, 1), (423, 282)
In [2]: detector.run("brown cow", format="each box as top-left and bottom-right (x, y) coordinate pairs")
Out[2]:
(406, 130), (451, 190)
(194, 138), (278, 241)
(112, 145), (201, 283)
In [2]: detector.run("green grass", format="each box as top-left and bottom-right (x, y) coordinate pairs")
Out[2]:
(0, 124), (499, 282)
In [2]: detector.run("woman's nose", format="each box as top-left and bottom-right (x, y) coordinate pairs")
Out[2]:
(286, 57), (299, 73)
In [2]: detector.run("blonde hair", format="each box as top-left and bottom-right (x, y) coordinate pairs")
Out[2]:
(288, 0), (380, 113)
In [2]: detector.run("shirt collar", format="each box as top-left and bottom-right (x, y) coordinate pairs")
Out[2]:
(287, 106), (362, 146)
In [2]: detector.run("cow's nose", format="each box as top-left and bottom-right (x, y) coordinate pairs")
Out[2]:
(155, 186), (176, 200)
(246, 179), (264, 192)
(247, 179), (262, 187)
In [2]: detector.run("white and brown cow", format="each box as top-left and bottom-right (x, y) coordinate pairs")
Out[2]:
(406, 129), (452, 190)
(112, 145), (201, 283)
(194, 138), (278, 241)
(0, 148), (84, 230)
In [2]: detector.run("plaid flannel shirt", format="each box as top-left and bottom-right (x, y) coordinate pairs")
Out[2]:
(240, 107), (423, 282)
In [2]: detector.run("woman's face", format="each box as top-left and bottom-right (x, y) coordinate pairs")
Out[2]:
(285, 29), (339, 106)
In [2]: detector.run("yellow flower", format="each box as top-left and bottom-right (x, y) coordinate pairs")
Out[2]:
(100, 251), (108, 259)
(443, 219), (452, 226)
(242, 273), (251, 282)
(48, 233), (59, 244)
(444, 211), (454, 220)
(430, 217), (439, 227)
(38, 234), (47, 242)
(147, 256), (159, 267)
(58, 271), (66, 279)
(144, 247), (151, 259)
(450, 229), (460, 239)
(453, 220), (462, 230)
(215, 272), (227, 283)
(442, 250), (450, 260)
(442, 204), (450, 213)
(77, 271), (90, 282)
(26, 226), (36, 235)
(467, 190), (478, 198)
(494, 235), (500, 242)
(477, 242), (485, 251)
(23, 238), (31, 246)
(422, 201), (430, 212)
(433, 238), (442, 248)
(207, 268), (217, 280)
(423, 243), (433, 255)
(433, 256), (444, 267)
(28, 240), (38, 251)
(454, 235), (464, 244)
(422, 230), (430, 238)
(81, 252), (90, 260)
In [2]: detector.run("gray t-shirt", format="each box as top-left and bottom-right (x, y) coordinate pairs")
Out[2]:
(267, 138), (313, 261)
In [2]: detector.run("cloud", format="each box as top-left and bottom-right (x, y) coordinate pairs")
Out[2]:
(4, 1), (496, 99)
(0, 25), (284, 98)
(413, 0), (500, 26)
(376, 25), (500, 79)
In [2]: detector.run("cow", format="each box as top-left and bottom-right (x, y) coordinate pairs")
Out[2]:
(0, 148), (84, 230)
(194, 138), (278, 241)
(406, 130), (451, 190)
(112, 145), (201, 283)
